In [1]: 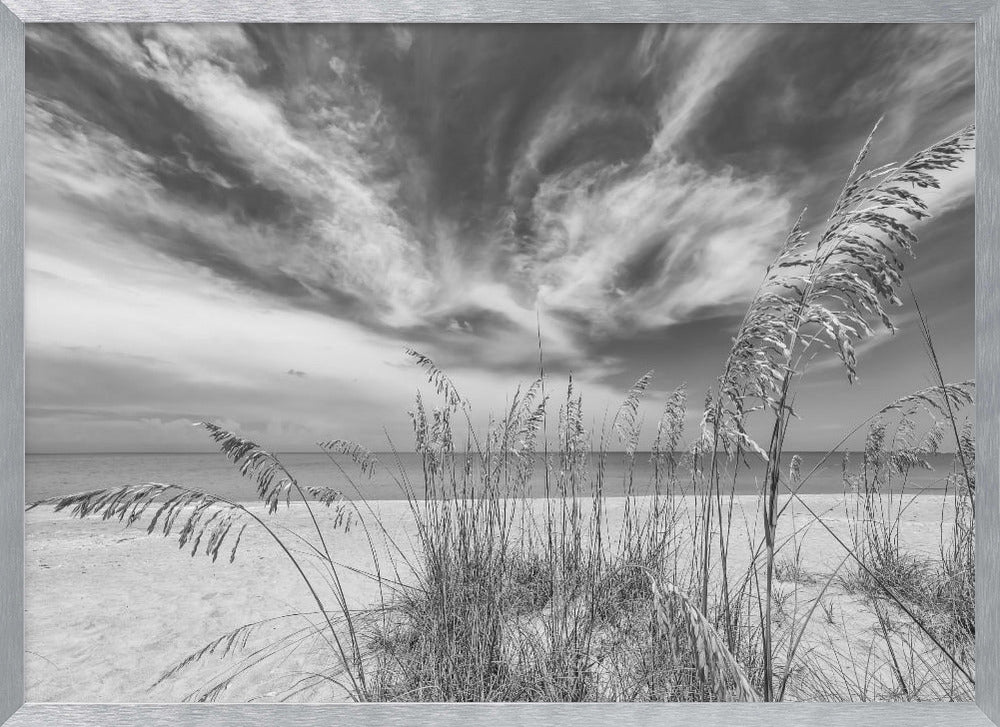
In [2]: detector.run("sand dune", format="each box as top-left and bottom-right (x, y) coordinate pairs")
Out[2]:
(24, 494), (959, 703)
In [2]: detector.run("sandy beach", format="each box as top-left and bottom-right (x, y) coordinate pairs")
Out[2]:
(24, 493), (960, 703)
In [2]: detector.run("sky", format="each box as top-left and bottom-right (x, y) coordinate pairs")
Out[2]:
(24, 23), (976, 454)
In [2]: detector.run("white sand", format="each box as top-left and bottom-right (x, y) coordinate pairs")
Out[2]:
(24, 493), (961, 702)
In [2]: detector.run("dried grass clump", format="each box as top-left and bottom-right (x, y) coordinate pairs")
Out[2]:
(651, 579), (760, 702)
(28, 119), (976, 704)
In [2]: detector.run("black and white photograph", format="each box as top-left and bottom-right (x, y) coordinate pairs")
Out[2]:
(23, 23), (976, 703)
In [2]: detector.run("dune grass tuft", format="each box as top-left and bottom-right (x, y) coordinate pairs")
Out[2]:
(29, 120), (976, 703)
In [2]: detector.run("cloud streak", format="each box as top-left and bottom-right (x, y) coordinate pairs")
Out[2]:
(24, 23), (976, 452)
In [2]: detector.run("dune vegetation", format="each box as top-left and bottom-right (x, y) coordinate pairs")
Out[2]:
(30, 121), (977, 703)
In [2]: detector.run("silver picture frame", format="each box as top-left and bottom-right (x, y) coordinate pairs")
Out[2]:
(1, 2), (998, 725)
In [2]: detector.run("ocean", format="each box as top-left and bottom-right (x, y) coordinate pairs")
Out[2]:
(24, 451), (959, 504)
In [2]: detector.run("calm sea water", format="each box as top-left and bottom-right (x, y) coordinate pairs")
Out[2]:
(25, 451), (958, 504)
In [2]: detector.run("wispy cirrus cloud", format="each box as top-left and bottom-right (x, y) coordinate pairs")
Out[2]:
(499, 26), (792, 335)
(24, 23), (976, 452)
(73, 24), (442, 327)
(27, 25), (795, 345)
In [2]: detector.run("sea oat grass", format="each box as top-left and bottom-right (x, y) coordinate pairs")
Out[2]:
(28, 120), (976, 704)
